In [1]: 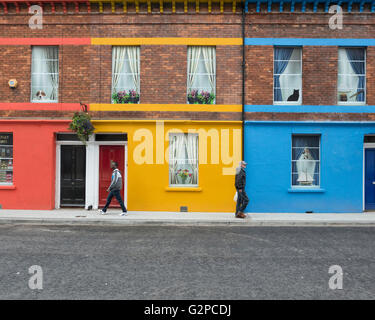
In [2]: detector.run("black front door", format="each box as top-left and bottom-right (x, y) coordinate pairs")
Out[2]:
(60, 145), (86, 206)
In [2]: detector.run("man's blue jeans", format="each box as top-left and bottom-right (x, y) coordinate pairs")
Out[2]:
(102, 189), (127, 213)
(236, 189), (249, 213)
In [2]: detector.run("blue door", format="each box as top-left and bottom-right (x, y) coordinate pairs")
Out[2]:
(365, 149), (375, 210)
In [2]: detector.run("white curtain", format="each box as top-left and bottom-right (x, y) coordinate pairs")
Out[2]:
(187, 46), (201, 93)
(338, 48), (359, 102)
(186, 134), (198, 185)
(279, 48), (301, 102)
(112, 46), (140, 95)
(169, 134), (186, 185)
(112, 46), (127, 94)
(201, 46), (216, 94)
(127, 46), (140, 93)
(31, 46), (58, 102)
(296, 148), (316, 185)
(44, 47), (59, 101)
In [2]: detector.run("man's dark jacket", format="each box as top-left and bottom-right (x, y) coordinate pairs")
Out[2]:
(235, 167), (246, 190)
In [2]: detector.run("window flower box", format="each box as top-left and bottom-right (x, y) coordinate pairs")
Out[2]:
(112, 90), (140, 104)
(187, 90), (215, 104)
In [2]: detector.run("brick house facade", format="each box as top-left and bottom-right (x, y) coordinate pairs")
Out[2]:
(1, 0), (375, 212)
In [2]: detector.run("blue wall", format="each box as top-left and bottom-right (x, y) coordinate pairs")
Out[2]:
(244, 122), (375, 213)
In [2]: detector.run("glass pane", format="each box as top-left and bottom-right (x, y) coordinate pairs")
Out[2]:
(292, 135), (320, 149)
(292, 172), (319, 186)
(0, 133), (13, 184)
(275, 60), (302, 75)
(113, 74), (137, 93)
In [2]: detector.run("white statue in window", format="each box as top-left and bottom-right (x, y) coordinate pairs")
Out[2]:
(296, 147), (315, 185)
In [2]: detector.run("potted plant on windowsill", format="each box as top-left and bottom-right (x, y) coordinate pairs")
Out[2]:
(68, 105), (95, 145)
(112, 90), (140, 104)
(187, 90), (215, 104)
(188, 89), (199, 104)
(177, 169), (193, 184)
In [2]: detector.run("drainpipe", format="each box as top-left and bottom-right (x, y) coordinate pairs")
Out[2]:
(241, 0), (246, 161)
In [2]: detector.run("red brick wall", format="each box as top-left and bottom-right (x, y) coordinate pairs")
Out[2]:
(0, 46), (31, 103)
(245, 46), (273, 105)
(367, 47), (375, 106)
(302, 46), (337, 105)
(0, 14), (242, 106)
(1, 11), (375, 114)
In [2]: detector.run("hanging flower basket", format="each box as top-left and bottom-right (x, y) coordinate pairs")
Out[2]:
(68, 111), (95, 145)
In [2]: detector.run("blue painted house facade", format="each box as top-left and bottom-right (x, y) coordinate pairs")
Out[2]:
(243, 1), (375, 213)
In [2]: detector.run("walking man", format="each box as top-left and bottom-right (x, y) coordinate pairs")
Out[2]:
(235, 160), (249, 219)
(99, 161), (128, 216)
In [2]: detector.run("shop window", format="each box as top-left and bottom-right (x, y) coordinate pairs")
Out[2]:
(0, 133), (13, 185)
(338, 47), (366, 104)
(292, 135), (320, 187)
(274, 47), (302, 104)
(31, 46), (59, 102)
(187, 46), (216, 104)
(169, 133), (198, 187)
(111, 46), (140, 104)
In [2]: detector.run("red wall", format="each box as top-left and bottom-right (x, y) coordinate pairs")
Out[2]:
(0, 120), (70, 210)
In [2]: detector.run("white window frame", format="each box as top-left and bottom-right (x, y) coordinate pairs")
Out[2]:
(111, 46), (140, 104)
(273, 47), (302, 105)
(337, 47), (366, 105)
(291, 134), (321, 189)
(187, 46), (216, 104)
(30, 46), (59, 103)
(0, 133), (13, 186)
(169, 133), (199, 188)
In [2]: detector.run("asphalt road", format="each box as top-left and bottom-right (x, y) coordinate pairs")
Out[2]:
(0, 224), (374, 300)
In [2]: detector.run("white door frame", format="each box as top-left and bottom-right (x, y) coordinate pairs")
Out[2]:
(55, 135), (128, 210)
(363, 143), (375, 211)
(55, 139), (89, 209)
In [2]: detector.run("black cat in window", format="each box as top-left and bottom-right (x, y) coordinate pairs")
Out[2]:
(287, 89), (299, 102)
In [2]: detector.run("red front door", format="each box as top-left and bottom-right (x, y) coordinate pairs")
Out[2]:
(99, 145), (125, 207)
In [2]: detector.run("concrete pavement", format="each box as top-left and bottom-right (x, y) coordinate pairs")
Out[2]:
(1, 208), (375, 226)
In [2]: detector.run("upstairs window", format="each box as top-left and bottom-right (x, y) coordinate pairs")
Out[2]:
(31, 46), (59, 102)
(111, 46), (140, 104)
(338, 48), (366, 104)
(274, 47), (302, 104)
(187, 46), (216, 104)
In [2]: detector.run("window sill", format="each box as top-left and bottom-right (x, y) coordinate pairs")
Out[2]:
(288, 188), (325, 193)
(273, 102), (302, 106)
(0, 185), (16, 190)
(337, 102), (366, 106)
(165, 187), (202, 192)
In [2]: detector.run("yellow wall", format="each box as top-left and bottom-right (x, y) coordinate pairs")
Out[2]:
(93, 120), (242, 212)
